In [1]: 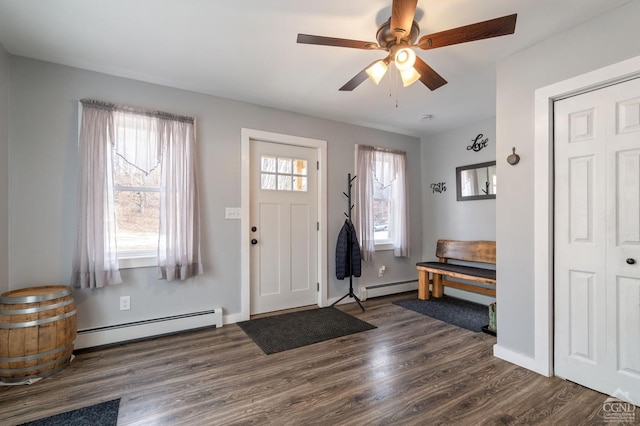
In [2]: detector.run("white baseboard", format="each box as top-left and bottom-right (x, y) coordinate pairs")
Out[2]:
(223, 312), (246, 325)
(359, 280), (418, 301)
(493, 344), (550, 377)
(75, 309), (223, 349)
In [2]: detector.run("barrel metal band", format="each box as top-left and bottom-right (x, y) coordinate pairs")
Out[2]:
(0, 288), (70, 304)
(0, 342), (74, 363)
(0, 352), (71, 374)
(0, 357), (72, 382)
(0, 309), (76, 329)
(0, 298), (74, 315)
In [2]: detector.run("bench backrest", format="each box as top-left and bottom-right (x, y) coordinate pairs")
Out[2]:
(435, 240), (496, 264)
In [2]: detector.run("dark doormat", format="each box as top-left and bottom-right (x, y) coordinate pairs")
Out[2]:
(237, 307), (376, 354)
(19, 398), (120, 426)
(394, 296), (489, 332)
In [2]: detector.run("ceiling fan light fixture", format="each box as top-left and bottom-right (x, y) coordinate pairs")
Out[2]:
(400, 67), (421, 87)
(394, 48), (416, 71)
(365, 60), (388, 85)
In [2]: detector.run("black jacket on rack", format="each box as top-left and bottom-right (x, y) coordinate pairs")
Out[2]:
(335, 220), (362, 279)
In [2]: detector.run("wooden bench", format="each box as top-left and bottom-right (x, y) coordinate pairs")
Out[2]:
(416, 240), (496, 300)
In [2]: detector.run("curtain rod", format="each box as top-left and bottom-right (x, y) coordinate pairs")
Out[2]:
(80, 99), (194, 124)
(356, 144), (406, 156)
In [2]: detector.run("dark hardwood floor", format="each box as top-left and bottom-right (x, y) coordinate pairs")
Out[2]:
(0, 292), (633, 425)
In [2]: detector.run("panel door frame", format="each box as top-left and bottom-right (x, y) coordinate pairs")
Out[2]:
(240, 128), (328, 321)
(527, 55), (640, 376)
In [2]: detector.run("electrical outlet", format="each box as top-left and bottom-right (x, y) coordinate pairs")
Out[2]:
(378, 266), (386, 277)
(120, 296), (131, 311)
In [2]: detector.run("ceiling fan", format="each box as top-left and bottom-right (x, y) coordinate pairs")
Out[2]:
(297, 0), (517, 91)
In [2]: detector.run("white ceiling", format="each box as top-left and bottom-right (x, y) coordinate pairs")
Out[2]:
(0, 0), (633, 137)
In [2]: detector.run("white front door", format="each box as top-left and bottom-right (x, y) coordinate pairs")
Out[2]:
(249, 139), (318, 314)
(554, 77), (640, 405)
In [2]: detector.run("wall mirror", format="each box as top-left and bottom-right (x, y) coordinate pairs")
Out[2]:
(456, 161), (496, 201)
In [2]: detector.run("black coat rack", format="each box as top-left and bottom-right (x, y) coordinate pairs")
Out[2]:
(332, 173), (365, 312)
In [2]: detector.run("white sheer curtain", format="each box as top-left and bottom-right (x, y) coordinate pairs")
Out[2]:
(355, 144), (410, 261)
(72, 99), (202, 288)
(72, 103), (122, 288)
(157, 119), (203, 280)
(390, 151), (410, 258)
(355, 146), (376, 261)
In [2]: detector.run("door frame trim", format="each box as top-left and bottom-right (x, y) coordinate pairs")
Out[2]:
(240, 128), (328, 321)
(532, 55), (640, 376)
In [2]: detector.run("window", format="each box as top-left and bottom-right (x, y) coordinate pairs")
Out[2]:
(372, 178), (391, 245)
(355, 144), (409, 260)
(260, 156), (308, 191)
(72, 99), (203, 288)
(113, 155), (160, 259)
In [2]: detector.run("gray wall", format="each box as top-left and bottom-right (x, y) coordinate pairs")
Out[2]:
(421, 117), (496, 304)
(0, 44), (8, 295)
(496, 0), (640, 358)
(6, 56), (422, 330)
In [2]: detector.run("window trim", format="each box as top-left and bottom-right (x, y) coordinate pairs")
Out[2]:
(118, 254), (157, 269)
(375, 242), (394, 251)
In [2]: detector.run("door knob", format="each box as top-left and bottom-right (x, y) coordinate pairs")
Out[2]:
(251, 239), (258, 245)
(626, 258), (636, 265)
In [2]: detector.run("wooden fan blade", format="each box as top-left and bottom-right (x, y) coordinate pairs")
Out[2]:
(339, 66), (371, 91)
(414, 57), (447, 91)
(418, 14), (517, 50)
(297, 34), (378, 50)
(391, 0), (418, 40)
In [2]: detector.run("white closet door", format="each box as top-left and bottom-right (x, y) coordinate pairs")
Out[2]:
(554, 77), (640, 405)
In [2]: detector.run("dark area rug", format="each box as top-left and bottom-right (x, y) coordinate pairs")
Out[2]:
(394, 296), (489, 332)
(19, 398), (120, 426)
(238, 307), (376, 354)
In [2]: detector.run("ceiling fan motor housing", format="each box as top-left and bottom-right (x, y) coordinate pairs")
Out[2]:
(376, 19), (420, 49)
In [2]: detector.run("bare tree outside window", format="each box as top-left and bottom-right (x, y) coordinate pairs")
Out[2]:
(113, 155), (160, 255)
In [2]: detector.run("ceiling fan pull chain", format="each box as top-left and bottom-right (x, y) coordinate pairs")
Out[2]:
(395, 70), (399, 108)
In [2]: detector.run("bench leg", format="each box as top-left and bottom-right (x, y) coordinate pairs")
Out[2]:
(418, 270), (430, 300)
(432, 273), (444, 298)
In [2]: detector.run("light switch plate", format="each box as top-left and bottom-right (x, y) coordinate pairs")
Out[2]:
(225, 207), (241, 219)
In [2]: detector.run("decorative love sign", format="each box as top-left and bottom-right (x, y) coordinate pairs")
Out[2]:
(467, 133), (489, 152)
(430, 182), (446, 194)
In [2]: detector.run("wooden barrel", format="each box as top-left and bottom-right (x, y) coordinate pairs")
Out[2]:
(0, 286), (77, 383)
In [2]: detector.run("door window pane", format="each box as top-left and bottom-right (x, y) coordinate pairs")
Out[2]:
(261, 156), (276, 173)
(294, 159), (308, 176)
(278, 158), (292, 174)
(261, 173), (276, 190)
(260, 155), (308, 192)
(278, 175), (292, 191)
(293, 176), (307, 192)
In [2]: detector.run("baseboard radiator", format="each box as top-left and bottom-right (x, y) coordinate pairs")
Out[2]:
(359, 280), (418, 301)
(75, 309), (223, 350)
